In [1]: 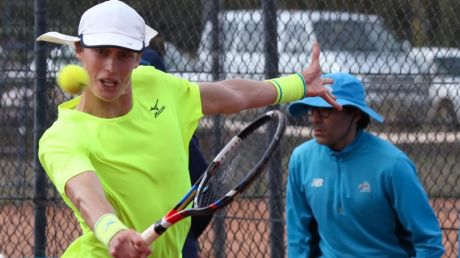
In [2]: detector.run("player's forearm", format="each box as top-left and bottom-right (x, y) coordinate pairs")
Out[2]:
(65, 171), (116, 229)
(222, 79), (278, 108)
(199, 79), (277, 115)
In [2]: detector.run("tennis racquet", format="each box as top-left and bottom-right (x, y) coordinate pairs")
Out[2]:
(141, 109), (287, 244)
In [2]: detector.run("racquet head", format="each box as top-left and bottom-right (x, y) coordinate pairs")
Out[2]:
(142, 109), (286, 244)
(193, 109), (286, 213)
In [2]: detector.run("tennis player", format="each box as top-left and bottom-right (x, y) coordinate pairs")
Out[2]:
(37, 1), (340, 257)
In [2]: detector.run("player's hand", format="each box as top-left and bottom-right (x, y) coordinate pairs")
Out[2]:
(301, 42), (342, 111)
(108, 229), (151, 258)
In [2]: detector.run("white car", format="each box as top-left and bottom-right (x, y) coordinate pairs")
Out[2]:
(412, 47), (460, 129)
(163, 42), (212, 82)
(197, 10), (428, 127)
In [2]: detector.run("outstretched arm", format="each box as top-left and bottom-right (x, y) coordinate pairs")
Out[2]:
(199, 42), (341, 115)
(66, 172), (151, 258)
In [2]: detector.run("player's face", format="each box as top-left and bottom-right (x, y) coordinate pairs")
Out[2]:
(308, 107), (358, 151)
(77, 47), (141, 102)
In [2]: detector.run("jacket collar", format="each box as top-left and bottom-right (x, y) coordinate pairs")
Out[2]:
(325, 130), (365, 157)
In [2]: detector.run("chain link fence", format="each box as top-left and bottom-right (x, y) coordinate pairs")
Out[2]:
(1, 0), (459, 257)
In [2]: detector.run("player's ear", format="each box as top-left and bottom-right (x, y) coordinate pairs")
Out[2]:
(75, 42), (83, 59)
(135, 52), (142, 66)
(131, 52), (142, 68)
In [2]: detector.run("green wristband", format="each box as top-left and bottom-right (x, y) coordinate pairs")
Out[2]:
(94, 213), (128, 247)
(266, 73), (307, 104)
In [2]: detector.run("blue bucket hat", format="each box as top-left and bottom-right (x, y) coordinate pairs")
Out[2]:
(288, 73), (384, 123)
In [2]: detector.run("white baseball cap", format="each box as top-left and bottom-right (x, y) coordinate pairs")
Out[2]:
(37, 0), (158, 52)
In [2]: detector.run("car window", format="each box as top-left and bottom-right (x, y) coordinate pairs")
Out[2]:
(235, 21), (264, 52)
(433, 57), (460, 76)
(313, 20), (402, 52)
(214, 20), (264, 52)
(281, 23), (309, 54)
(199, 20), (239, 54)
(221, 21), (239, 51)
(164, 42), (196, 72)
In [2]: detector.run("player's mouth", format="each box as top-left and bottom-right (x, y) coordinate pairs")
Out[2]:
(99, 79), (118, 90)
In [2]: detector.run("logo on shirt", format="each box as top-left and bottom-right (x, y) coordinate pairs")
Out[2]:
(311, 178), (324, 187)
(358, 181), (371, 193)
(150, 98), (165, 118)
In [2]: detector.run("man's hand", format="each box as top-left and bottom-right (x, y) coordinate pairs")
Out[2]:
(302, 42), (342, 110)
(109, 229), (151, 258)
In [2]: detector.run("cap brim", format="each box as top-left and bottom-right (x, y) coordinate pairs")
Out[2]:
(289, 97), (384, 123)
(145, 25), (158, 46)
(36, 32), (80, 48)
(37, 25), (158, 51)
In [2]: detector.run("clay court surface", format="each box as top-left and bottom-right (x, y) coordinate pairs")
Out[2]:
(0, 198), (458, 257)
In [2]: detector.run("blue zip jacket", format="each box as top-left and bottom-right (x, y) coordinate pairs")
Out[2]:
(286, 131), (444, 258)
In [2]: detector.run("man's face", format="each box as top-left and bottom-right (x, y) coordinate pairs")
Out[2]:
(308, 107), (358, 150)
(76, 46), (141, 102)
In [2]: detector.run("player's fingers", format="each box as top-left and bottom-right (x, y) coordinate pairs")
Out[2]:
(319, 78), (341, 110)
(309, 42), (321, 66)
(133, 238), (151, 257)
(322, 77), (334, 85)
(323, 91), (342, 111)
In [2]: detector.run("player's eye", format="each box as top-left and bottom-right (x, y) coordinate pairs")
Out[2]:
(94, 48), (106, 55)
(119, 51), (133, 59)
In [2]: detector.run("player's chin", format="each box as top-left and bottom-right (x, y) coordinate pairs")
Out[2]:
(96, 91), (122, 103)
(95, 86), (122, 101)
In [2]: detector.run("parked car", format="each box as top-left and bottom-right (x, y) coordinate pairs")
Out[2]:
(163, 42), (212, 82)
(197, 10), (429, 127)
(412, 47), (460, 129)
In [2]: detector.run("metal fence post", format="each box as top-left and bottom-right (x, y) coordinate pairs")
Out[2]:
(33, 0), (48, 256)
(262, 0), (285, 257)
(207, 1), (226, 258)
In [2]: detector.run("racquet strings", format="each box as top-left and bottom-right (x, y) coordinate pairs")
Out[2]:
(195, 116), (279, 208)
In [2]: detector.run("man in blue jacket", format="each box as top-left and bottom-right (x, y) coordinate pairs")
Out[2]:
(286, 73), (444, 258)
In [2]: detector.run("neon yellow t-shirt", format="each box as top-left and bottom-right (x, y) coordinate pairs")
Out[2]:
(38, 66), (203, 258)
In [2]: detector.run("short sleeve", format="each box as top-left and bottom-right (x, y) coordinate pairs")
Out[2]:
(39, 126), (95, 196)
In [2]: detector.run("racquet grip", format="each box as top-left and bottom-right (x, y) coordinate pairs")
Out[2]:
(142, 220), (167, 244)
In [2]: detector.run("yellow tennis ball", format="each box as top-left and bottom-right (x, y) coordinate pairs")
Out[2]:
(57, 65), (89, 94)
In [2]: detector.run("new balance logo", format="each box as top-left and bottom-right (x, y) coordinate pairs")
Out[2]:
(358, 181), (371, 193)
(150, 99), (165, 118)
(311, 178), (323, 187)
